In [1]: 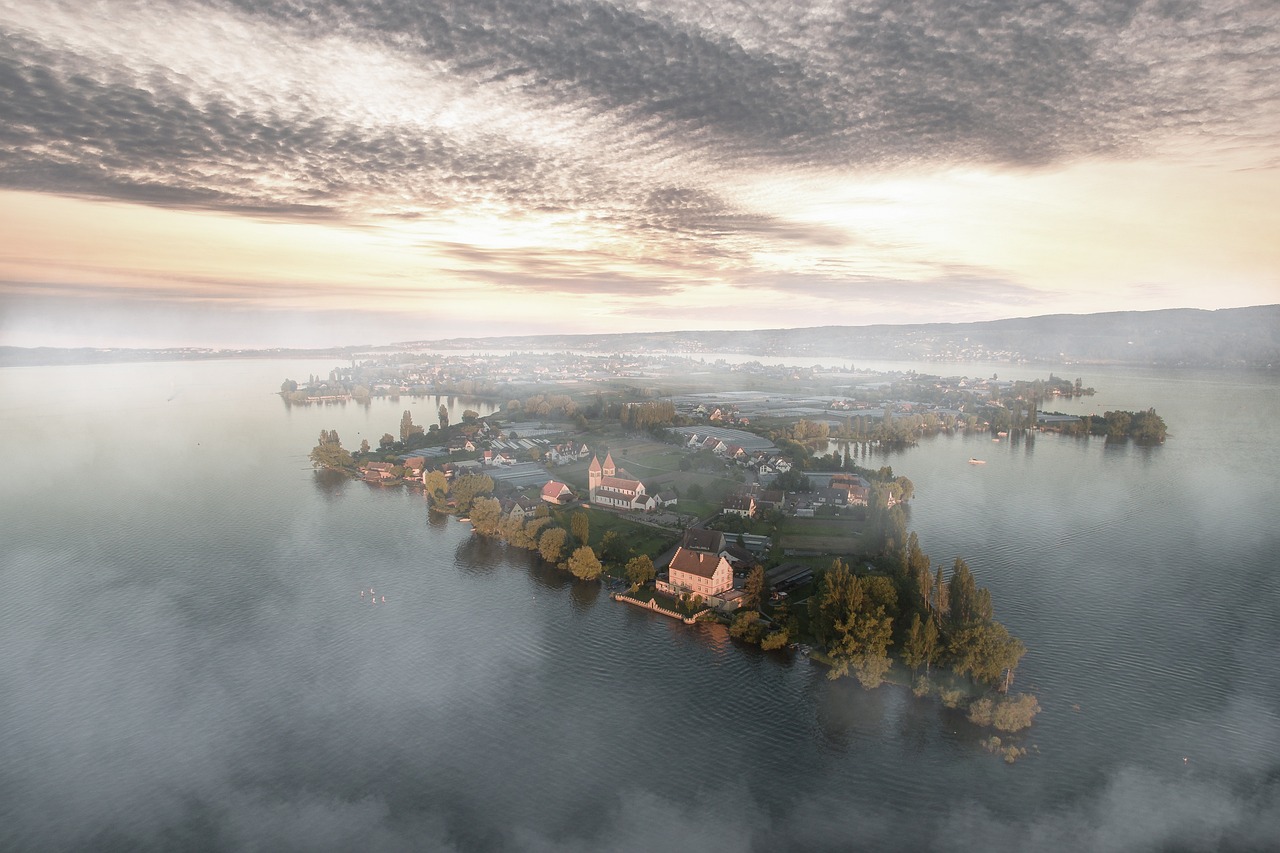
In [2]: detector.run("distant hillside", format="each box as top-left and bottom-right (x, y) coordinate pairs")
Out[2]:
(4, 305), (1277, 368)
(406, 305), (1280, 368)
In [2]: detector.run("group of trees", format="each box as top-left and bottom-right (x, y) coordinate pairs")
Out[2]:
(309, 430), (353, 470)
(810, 559), (899, 687)
(619, 400), (676, 430)
(467, 501), (658, 585)
(730, 531), (1037, 732)
(1035, 408), (1168, 444)
(1102, 409), (1167, 443)
(425, 472), (495, 514)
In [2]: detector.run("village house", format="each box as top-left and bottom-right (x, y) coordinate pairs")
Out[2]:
(723, 493), (757, 518)
(828, 473), (870, 505)
(503, 496), (540, 521)
(541, 481), (574, 504)
(362, 461), (397, 480)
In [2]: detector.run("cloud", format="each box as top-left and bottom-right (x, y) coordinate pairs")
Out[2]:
(2, 0), (1276, 233)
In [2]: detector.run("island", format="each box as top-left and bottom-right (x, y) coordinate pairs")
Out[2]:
(296, 352), (1170, 763)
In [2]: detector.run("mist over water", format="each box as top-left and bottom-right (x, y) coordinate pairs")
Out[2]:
(1, 359), (1277, 851)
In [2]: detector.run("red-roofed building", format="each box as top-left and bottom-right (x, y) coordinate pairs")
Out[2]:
(587, 453), (650, 511)
(541, 481), (574, 504)
(661, 546), (733, 597)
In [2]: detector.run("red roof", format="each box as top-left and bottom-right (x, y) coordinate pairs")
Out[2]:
(669, 547), (729, 579)
(599, 475), (642, 492)
(541, 481), (571, 499)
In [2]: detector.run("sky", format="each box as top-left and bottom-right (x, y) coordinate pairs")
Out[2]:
(0, 0), (1277, 348)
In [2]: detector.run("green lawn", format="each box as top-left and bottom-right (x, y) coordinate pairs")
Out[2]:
(778, 534), (864, 554)
(548, 505), (678, 562)
(778, 517), (860, 537)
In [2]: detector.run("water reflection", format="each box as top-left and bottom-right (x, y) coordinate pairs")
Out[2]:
(311, 468), (349, 499)
(528, 560), (573, 592)
(816, 677), (890, 748)
(453, 534), (504, 575)
(569, 579), (601, 610)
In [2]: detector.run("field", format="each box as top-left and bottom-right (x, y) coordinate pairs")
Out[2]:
(775, 516), (863, 555)
(546, 504), (679, 562)
(777, 534), (864, 554)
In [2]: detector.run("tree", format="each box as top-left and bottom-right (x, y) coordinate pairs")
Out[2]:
(895, 476), (915, 503)
(1130, 408), (1167, 444)
(400, 410), (423, 442)
(280, 379), (297, 393)
(309, 430), (353, 470)
(729, 611), (765, 643)
(814, 559), (862, 647)
(949, 621), (1026, 689)
(379, 433), (395, 450)
(625, 555), (655, 587)
(423, 470), (449, 503)
(538, 527), (568, 563)
(571, 512), (590, 545)
(948, 558), (979, 627)
(907, 532), (932, 612)
(566, 546), (603, 581)
(828, 605), (893, 688)
(742, 566), (767, 611)
(359, 438), (371, 454)
(438, 404), (450, 430)
(760, 628), (790, 650)
(499, 513), (532, 548)
(451, 474), (494, 514)
(686, 483), (704, 501)
(903, 613), (940, 675)
(462, 409), (480, 422)
(468, 497), (502, 536)
(933, 564), (949, 616)
(600, 530), (627, 565)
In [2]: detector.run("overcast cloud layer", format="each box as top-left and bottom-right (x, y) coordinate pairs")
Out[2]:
(0, 0), (1277, 344)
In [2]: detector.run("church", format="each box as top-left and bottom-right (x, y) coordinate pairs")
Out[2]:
(587, 452), (656, 512)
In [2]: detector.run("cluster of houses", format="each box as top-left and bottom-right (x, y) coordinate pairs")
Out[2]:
(361, 457), (429, 483)
(691, 404), (750, 425)
(544, 441), (592, 465)
(682, 433), (792, 475)
(719, 472), (874, 518)
(493, 479), (577, 520)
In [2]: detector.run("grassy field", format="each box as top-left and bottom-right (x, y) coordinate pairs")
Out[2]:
(778, 517), (860, 537)
(778, 534), (864, 554)
(547, 505), (679, 562)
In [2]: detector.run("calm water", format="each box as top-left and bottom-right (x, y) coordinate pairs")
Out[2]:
(1, 359), (1277, 852)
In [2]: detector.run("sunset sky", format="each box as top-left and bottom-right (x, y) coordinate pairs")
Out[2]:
(1, 0), (1277, 348)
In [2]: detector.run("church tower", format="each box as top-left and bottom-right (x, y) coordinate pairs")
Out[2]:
(602, 452), (616, 478)
(588, 455), (602, 492)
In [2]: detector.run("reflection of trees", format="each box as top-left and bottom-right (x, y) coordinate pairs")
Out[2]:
(529, 560), (573, 592)
(311, 468), (349, 499)
(570, 579), (601, 610)
(453, 535), (503, 575)
(815, 677), (889, 749)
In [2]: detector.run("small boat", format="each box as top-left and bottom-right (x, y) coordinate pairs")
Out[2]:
(968, 458), (986, 465)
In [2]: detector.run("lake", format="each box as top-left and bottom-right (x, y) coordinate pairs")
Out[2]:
(1, 358), (1277, 851)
